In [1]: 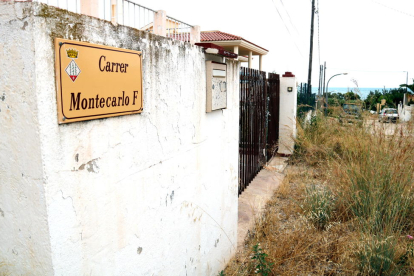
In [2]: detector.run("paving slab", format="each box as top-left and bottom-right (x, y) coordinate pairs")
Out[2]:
(237, 156), (288, 251)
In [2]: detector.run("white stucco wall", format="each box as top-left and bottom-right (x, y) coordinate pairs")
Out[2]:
(0, 4), (54, 275)
(277, 73), (297, 155)
(0, 2), (239, 275)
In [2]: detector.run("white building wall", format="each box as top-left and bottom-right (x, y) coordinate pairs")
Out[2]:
(0, 2), (239, 275)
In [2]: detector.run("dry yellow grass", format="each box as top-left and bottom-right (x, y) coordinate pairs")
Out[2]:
(223, 113), (414, 275)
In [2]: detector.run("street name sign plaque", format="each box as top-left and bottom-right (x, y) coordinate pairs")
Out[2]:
(55, 38), (143, 124)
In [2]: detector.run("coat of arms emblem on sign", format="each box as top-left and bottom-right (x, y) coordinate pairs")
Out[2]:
(65, 49), (81, 82)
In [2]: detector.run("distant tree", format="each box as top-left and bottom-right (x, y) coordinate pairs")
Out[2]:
(399, 78), (414, 93)
(327, 93), (345, 106)
(365, 90), (383, 111)
(344, 91), (360, 101)
(364, 88), (407, 110)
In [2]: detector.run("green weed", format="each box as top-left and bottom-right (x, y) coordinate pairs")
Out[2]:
(251, 243), (273, 276)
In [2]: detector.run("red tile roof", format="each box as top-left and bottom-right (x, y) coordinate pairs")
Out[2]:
(201, 31), (268, 52)
(201, 31), (242, 41)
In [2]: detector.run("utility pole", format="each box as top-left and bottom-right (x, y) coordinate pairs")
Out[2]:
(322, 62), (326, 115)
(307, 0), (316, 95)
(322, 62), (326, 95)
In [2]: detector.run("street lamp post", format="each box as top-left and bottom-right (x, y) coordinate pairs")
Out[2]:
(325, 73), (348, 115)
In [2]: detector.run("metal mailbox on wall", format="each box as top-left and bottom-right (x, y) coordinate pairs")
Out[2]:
(206, 61), (227, 112)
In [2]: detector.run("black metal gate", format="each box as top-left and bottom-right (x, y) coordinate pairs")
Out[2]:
(238, 68), (280, 195)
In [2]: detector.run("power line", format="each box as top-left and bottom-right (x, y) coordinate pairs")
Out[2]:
(329, 68), (408, 73)
(278, 0), (302, 37)
(270, 0), (305, 58)
(277, 0), (308, 50)
(369, 0), (414, 18)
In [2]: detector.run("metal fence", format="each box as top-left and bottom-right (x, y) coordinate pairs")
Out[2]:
(165, 16), (192, 42)
(33, 0), (194, 39)
(297, 82), (316, 117)
(239, 68), (266, 195)
(34, 0), (81, 13)
(120, 0), (155, 32)
(238, 68), (281, 195)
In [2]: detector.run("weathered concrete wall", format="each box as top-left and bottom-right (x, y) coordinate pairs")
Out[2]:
(0, 2), (239, 275)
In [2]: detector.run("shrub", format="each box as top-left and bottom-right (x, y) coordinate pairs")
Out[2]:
(301, 184), (335, 230)
(356, 235), (403, 275)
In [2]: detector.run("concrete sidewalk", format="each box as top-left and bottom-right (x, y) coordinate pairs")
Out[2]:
(237, 156), (288, 250)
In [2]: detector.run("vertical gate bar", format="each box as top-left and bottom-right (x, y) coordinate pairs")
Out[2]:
(258, 71), (261, 171)
(249, 68), (253, 188)
(244, 67), (246, 193)
(272, 75), (279, 157)
(244, 67), (247, 193)
(255, 69), (258, 175)
(238, 67), (241, 195)
(243, 67), (246, 194)
(242, 67), (246, 194)
(246, 68), (249, 191)
(246, 68), (250, 192)
(241, 67), (246, 194)
(243, 69), (250, 192)
(259, 70), (262, 171)
(252, 68), (256, 182)
(255, 69), (259, 174)
(276, 74), (280, 144)
(246, 67), (249, 190)
(259, 71), (262, 170)
(262, 72), (269, 164)
(269, 73), (272, 160)
(240, 67), (243, 195)
(247, 67), (250, 192)
(246, 69), (253, 183)
(245, 67), (247, 191)
(251, 68), (255, 180)
(254, 69), (257, 175)
(263, 73), (266, 161)
(259, 71), (262, 168)
(270, 74), (274, 158)
(239, 67), (243, 195)
(266, 73), (269, 161)
(242, 67), (245, 194)
(263, 73), (266, 162)
(256, 69), (258, 174)
(245, 68), (247, 193)
(239, 67), (241, 195)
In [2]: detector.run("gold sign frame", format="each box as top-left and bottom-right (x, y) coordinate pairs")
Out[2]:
(55, 38), (143, 124)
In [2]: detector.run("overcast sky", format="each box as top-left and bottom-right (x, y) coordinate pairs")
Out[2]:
(132, 0), (413, 89)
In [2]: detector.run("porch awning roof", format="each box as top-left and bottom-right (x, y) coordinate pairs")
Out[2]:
(200, 31), (269, 56)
